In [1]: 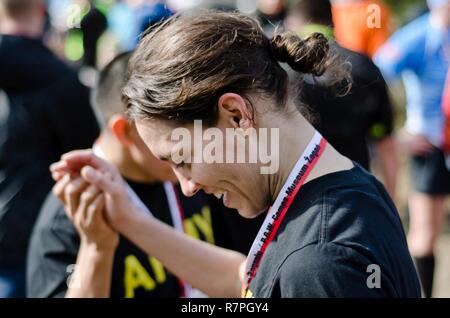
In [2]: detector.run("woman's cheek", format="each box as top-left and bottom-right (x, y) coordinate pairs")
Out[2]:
(191, 163), (218, 185)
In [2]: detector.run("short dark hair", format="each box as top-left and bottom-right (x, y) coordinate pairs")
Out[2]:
(93, 52), (132, 128)
(289, 0), (333, 27)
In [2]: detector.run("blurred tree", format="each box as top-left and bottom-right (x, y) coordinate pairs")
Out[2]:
(384, 0), (427, 24)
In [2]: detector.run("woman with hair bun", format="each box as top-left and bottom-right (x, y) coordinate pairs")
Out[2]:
(51, 11), (421, 298)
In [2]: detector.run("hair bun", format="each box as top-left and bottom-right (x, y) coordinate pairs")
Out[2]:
(270, 31), (330, 76)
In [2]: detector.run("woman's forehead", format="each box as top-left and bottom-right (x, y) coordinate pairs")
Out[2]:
(135, 119), (176, 153)
(136, 118), (173, 137)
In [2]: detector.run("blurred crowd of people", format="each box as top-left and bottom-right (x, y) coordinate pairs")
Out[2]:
(0, 0), (449, 298)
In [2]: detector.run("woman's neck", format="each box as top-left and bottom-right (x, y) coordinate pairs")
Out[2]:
(268, 109), (354, 204)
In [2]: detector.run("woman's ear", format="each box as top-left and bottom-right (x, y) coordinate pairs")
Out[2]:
(217, 93), (254, 130)
(108, 114), (133, 147)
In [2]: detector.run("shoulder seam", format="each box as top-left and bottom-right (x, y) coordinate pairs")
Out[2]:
(267, 241), (319, 293)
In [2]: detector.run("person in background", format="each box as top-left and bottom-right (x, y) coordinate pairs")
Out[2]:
(51, 10), (420, 298)
(374, 0), (450, 298)
(27, 52), (263, 298)
(107, 0), (172, 53)
(77, 0), (109, 87)
(442, 68), (450, 160)
(256, 0), (287, 36)
(285, 0), (398, 199)
(331, 0), (392, 58)
(137, 1), (172, 39)
(80, 0), (107, 69)
(0, 0), (100, 297)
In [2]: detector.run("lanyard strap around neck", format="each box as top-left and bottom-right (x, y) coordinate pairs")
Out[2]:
(243, 131), (327, 296)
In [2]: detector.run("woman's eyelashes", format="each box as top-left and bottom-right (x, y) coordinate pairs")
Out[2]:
(173, 160), (190, 170)
(175, 162), (185, 168)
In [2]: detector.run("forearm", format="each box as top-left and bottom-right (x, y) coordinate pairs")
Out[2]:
(117, 212), (245, 298)
(65, 241), (116, 298)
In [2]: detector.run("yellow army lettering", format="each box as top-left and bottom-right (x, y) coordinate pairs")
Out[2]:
(124, 206), (214, 297)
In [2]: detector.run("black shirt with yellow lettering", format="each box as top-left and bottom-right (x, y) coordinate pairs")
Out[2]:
(26, 180), (263, 298)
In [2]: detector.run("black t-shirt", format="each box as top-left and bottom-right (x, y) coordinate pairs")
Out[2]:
(298, 44), (394, 170)
(246, 164), (421, 298)
(0, 35), (100, 266)
(27, 180), (263, 298)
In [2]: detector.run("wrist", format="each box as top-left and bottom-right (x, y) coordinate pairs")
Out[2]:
(80, 236), (118, 253)
(113, 206), (157, 245)
(113, 203), (145, 235)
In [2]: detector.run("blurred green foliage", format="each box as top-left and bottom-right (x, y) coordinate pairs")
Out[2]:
(384, 0), (428, 24)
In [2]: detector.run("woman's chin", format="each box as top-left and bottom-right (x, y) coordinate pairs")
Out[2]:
(227, 193), (265, 219)
(236, 205), (263, 219)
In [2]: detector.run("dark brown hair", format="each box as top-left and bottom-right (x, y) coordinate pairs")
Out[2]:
(123, 10), (349, 125)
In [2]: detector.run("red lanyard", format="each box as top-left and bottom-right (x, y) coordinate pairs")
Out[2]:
(243, 131), (327, 297)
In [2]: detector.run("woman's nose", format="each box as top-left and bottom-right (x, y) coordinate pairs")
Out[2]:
(173, 168), (200, 197)
(179, 177), (200, 197)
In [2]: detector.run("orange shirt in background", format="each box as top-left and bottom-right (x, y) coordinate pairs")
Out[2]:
(332, 0), (392, 58)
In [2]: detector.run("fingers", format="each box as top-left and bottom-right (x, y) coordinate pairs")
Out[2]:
(64, 177), (89, 219)
(81, 166), (121, 195)
(76, 191), (118, 249)
(78, 184), (101, 223)
(52, 174), (71, 203)
(86, 193), (105, 227)
(51, 171), (66, 182)
(50, 162), (78, 181)
(52, 156), (123, 222)
(61, 150), (108, 172)
(50, 161), (69, 175)
(50, 150), (108, 181)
